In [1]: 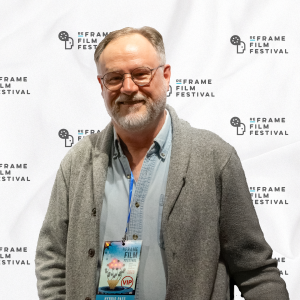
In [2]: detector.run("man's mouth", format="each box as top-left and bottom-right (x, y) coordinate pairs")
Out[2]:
(118, 99), (145, 105)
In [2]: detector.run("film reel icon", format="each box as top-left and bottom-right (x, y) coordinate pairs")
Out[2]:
(230, 117), (241, 127)
(58, 129), (69, 139)
(58, 129), (74, 147)
(230, 35), (241, 46)
(58, 31), (74, 49)
(58, 31), (69, 41)
(167, 85), (172, 97)
(230, 117), (246, 135)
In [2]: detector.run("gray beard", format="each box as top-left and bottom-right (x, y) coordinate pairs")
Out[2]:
(109, 90), (167, 132)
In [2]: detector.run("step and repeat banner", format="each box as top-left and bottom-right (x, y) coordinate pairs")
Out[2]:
(0, 0), (299, 299)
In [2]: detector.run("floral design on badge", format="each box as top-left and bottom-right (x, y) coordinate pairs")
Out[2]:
(105, 258), (126, 290)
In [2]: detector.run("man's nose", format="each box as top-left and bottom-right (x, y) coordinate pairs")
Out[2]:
(120, 74), (139, 95)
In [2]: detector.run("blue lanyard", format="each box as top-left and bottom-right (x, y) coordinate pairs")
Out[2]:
(123, 171), (134, 241)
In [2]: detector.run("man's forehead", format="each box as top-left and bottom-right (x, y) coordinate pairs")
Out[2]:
(99, 34), (160, 72)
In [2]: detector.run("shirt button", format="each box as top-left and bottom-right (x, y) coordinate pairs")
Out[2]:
(91, 208), (96, 216)
(127, 174), (131, 179)
(135, 202), (140, 208)
(161, 153), (165, 158)
(88, 249), (95, 257)
(133, 234), (138, 240)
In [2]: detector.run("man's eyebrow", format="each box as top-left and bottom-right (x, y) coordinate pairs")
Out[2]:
(105, 65), (152, 73)
(105, 68), (123, 73)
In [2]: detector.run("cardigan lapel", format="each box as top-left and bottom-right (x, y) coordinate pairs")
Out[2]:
(162, 105), (192, 228)
(92, 122), (113, 211)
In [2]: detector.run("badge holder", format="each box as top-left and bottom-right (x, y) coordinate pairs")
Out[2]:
(96, 240), (142, 300)
(96, 172), (142, 300)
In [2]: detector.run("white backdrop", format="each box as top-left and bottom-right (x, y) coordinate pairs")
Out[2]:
(0, 0), (299, 299)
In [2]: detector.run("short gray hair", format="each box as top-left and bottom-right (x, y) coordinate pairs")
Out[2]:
(94, 26), (166, 67)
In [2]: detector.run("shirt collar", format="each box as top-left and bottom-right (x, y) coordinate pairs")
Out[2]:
(113, 127), (122, 158)
(112, 109), (171, 159)
(152, 109), (171, 159)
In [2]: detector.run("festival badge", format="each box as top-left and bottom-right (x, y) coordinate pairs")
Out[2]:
(96, 240), (142, 300)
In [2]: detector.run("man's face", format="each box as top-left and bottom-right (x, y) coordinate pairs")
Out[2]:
(97, 34), (171, 131)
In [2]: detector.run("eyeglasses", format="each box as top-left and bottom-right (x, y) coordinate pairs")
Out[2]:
(98, 65), (164, 91)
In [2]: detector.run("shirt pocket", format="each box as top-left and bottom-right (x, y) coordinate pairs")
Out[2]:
(157, 194), (165, 249)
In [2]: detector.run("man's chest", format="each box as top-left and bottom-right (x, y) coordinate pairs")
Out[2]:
(97, 148), (172, 299)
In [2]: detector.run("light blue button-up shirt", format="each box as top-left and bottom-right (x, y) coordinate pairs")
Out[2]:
(97, 110), (172, 300)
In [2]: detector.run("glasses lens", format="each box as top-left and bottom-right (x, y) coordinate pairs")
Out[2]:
(132, 67), (151, 86)
(104, 72), (123, 90)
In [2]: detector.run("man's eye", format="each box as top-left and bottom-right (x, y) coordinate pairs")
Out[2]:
(134, 72), (148, 78)
(108, 76), (122, 82)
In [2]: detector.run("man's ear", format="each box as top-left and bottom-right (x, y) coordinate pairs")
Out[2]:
(97, 76), (104, 92)
(163, 64), (171, 86)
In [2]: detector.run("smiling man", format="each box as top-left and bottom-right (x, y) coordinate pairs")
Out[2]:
(96, 31), (170, 182)
(35, 27), (289, 300)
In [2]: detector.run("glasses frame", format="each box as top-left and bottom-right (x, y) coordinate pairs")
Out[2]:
(98, 65), (165, 91)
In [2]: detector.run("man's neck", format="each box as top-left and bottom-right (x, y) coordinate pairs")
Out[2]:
(113, 110), (167, 181)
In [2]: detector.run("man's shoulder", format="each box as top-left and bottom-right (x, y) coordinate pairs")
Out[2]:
(182, 120), (233, 153)
(179, 119), (235, 170)
(167, 105), (233, 156)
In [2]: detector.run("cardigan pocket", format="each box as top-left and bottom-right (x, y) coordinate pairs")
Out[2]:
(157, 194), (165, 249)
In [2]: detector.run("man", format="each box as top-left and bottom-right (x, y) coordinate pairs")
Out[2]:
(35, 27), (289, 300)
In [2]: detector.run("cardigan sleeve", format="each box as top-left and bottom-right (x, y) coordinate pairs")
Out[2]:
(219, 148), (289, 300)
(35, 165), (69, 300)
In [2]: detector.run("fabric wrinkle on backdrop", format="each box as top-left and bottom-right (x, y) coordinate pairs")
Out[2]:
(0, 0), (299, 299)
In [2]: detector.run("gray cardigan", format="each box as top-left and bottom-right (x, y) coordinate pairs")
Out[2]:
(35, 105), (289, 300)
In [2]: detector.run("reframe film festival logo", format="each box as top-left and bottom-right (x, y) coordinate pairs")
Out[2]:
(0, 246), (31, 266)
(230, 117), (288, 136)
(250, 186), (288, 206)
(230, 35), (246, 54)
(167, 85), (172, 97)
(230, 35), (288, 54)
(0, 76), (30, 95)
(169, 79), (215, 98)
(0, 163), (30, 182)
(58, 129), (101, 147)
(58, 31), (110, 50)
